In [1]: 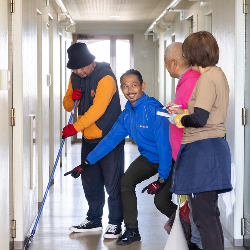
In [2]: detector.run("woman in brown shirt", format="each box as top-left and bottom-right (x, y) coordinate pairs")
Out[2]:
(168, 31), (232, 250)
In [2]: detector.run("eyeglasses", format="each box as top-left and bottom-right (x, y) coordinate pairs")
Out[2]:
(182, 53), (185, 58)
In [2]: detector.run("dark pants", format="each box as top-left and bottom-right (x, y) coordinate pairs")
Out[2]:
(120, 155), (177, 228)
(81, 138), (125, 225)
(189, 191), (224, 250)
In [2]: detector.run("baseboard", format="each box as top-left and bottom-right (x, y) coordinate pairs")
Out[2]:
(50, 178), (54, 187)
(38, 202), (42, 211)
(125, 138), (136, 144)
(222, 225), (243, 246)
(14, 202), (42, 249)
(13, 240), (24, 249)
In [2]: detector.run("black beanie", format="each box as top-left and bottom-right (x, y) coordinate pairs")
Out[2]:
(67, 43), (96, 69)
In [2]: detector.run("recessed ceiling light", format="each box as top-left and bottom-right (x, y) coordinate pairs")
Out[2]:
(110, 15), (120, 18)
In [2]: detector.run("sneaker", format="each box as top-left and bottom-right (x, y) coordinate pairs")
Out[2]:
(69, 218), (102, 232)
(103, 224), (122, 239)
(188, 242), (202, 250)
(116, 228), (141, 245)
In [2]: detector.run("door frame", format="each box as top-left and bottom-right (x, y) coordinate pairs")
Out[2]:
(244, 9), (250, 248)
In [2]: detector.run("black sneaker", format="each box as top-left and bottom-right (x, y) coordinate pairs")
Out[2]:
(69, 219), (102, 232)
(116, 228), (141, 245)
(103, 224), (122, 239)
(188, 242), (202, 250)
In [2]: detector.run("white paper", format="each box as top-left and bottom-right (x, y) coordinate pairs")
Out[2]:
(156, 111), (171, 118)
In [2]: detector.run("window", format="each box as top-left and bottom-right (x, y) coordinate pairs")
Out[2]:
(77, 35), (133, 109)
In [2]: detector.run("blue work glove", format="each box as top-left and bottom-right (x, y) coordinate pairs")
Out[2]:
(64, 162), (89, 178)
(168, 113), (177, 125)
(141, 178), (167, 195)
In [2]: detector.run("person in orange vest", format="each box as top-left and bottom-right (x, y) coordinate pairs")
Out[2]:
(62, 43), (124, 239)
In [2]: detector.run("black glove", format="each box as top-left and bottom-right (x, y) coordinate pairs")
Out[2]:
(64, 162), (89, 178)
(141, 178), (166, 195)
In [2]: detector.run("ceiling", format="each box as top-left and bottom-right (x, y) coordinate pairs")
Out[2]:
(62, 0), (174, 24)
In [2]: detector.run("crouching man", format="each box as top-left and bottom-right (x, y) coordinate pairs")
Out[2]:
(65, 69), (177, 245)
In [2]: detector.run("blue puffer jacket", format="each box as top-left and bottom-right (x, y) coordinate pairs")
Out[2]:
(86, 93), (173, 179)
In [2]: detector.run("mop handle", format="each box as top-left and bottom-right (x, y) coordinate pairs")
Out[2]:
(29, 99), (78, 241)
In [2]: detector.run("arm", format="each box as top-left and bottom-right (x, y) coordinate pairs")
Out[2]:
(63, 77), (76, 112)
(73, 75), (117, 132)
(181, 78), (215, 128)
(86, 114), (128, 164)
(181, 107), (209, 127)
(154, 111), (173, 179)
(141, 111), (173, 195)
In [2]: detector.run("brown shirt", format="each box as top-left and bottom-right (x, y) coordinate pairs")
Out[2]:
(182, 66), (229, 144)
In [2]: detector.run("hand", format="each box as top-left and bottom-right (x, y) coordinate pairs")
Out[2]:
(72, 88), (83, 101)
(169, 114), (177, 124)
(64, 162), (89, 178)
(141, 179), (166, 195)
(62, 124), (77, 139)
(174, 114), (185, 128)
(166, 102), (185, 115)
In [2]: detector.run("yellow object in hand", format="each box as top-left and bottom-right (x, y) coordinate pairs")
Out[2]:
(173, 109), (188, 128)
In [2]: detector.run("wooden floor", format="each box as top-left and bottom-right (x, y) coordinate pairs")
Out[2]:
(28, 142), (245, 250)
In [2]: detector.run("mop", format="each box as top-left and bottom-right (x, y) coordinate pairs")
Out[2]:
(24, 99), (78, 250)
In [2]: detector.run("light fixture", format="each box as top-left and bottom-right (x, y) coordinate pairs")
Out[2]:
(54, 0), (67, 13)
(110, 15), (120, 18)
(171, 0), (182, 8)
(144, 0), (183, 35)
(153, 23), (166, 33)
(159, 17), (173, 28)
(54, 0), (75, 25)
(66, 24), (76, 33)
(59, 17), (71, 26)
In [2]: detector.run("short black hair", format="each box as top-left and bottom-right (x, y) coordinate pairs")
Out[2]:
(182, 31), (219, 67)
(120, 69), (143, 84)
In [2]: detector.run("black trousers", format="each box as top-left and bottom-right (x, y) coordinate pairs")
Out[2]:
(120, 155), (177, 228)
(189, 191), (224, 250)
(80, 138), (125, 225)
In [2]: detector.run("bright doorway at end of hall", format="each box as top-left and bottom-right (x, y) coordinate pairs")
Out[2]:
(73, 35), (133, 141)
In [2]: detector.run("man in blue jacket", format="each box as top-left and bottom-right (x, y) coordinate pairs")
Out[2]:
(66, 69), (176, 245)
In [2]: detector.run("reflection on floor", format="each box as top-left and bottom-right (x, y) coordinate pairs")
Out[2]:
(29, 142), (245, 250)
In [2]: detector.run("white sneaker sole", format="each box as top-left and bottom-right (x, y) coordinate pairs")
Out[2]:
(103, 233), (122, 239)
(69, 226), (102, 233)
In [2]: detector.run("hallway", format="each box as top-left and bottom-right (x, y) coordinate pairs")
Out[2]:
(28, 142), (244, 250)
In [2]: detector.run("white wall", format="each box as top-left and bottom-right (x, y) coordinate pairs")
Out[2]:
(156, 0), (244, 244)
(12, 0), (72, 246)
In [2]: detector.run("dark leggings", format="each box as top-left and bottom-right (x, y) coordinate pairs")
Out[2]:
(120, 155), (177, 228)
(189, 191), (224, 250)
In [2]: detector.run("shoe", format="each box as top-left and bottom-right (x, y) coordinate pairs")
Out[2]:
(69, 218), (102, 232)
(188, 242), (202, 250)
(116, 228), (141, 245)
(103, 224), (122, 239)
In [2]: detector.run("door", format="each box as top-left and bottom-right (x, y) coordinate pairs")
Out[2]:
(0, 0), (11, 249)
(8, 2), (14, 249)
(244, 9), (250, 248)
